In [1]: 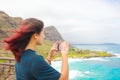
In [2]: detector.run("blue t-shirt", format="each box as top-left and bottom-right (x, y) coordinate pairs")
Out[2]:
(15, 49), (60, 80)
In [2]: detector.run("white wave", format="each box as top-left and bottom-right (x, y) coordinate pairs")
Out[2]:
(69, 70), (93, 79)
(113, 53), (120, 58)
(51, 61), (61, 67)
(51, 61), (61, 72)
(69, 70), (84, 79)
(84, 71), (91, 75)
(52, 58), (109, 65)
(82, 57), (109, 61)
(68, 58), (83, 62)
(68, 58), (109, 62)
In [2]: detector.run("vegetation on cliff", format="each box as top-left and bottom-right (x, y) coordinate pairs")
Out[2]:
(0, 11), (113, 60)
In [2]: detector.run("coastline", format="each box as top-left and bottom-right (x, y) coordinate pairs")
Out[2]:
(51, 53), (120, 80)
(53, 53), (117, 61)
(0, 47), (119, 61)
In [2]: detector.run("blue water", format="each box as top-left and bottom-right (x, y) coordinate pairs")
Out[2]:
(72, 44), (120, 54)
(52, 44), (120, 80)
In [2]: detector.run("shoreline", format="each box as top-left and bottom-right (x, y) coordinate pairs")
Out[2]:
(53, 53), (120, 61)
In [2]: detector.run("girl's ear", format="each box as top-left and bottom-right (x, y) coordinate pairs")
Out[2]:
(33, 33), (38, 39)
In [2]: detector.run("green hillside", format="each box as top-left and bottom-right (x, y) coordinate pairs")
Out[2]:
(0, 11), (113, 59)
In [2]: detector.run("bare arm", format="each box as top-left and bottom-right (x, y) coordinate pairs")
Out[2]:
(45, 41), (59, 65)
(59, 54), (69, 80)
(46, 51), (53, 65)
(46, 41), (69, 80)
(59, 42), (69, 80)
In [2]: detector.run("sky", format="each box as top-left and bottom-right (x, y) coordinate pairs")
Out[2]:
(0, 0), (120, 44)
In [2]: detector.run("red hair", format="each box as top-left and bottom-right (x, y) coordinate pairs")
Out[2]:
(4, 18), (44, 62)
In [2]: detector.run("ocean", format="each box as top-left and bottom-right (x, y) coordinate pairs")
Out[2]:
(52, 44), (120, 80)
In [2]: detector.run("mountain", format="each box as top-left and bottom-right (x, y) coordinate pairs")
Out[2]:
(44, 26), (63, 42)
(0, 11), (22, 38)
(0, 11), (63, 48)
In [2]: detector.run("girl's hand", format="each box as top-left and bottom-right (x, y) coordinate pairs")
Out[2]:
(47, 41), (61, 59)
(60, 41), (69, 55)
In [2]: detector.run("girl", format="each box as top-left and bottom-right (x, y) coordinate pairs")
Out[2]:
(4, 18), (69, 80)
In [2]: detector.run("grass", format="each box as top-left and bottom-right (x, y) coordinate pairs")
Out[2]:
(0, 40), (113, 60)
(67, 49), (113, 59)
(0, 60), (6, 63)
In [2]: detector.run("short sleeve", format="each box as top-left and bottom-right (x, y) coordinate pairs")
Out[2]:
(31, 55), (61, 80)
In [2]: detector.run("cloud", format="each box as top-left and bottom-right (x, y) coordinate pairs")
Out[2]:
(0, 0), (120, 43)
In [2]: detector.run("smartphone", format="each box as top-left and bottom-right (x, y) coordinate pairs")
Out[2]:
(57, 42), (61, 51)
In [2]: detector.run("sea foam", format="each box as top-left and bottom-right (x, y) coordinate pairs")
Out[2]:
(69, 70), (93, 79)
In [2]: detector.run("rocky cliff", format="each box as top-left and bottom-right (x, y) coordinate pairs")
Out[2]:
(44, 26), (63, 42)
(0, 11), (63, 48)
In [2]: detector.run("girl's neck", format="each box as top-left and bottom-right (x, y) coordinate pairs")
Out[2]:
(25, 43), (36, 51)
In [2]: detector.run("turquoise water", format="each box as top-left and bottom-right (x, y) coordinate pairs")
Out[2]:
(72, 44), (120, 54)
(52, 44), (120, 80)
